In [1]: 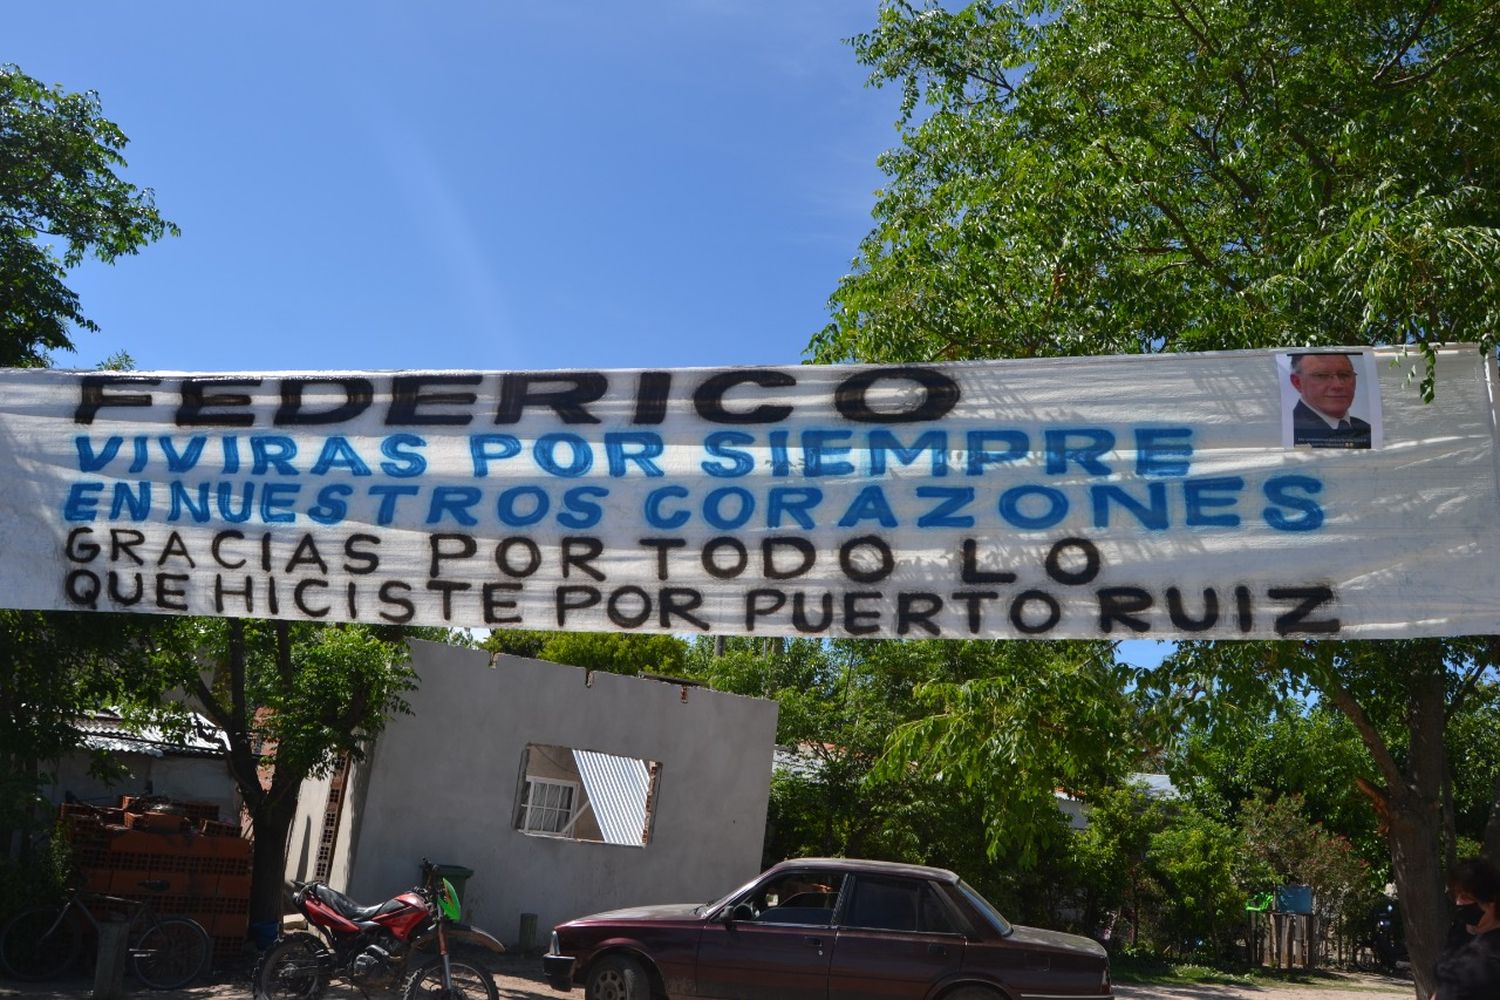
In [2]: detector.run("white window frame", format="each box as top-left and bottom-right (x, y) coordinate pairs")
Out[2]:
(518, 777), (579, 836)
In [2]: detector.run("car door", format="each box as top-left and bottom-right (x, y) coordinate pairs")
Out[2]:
(692, 869), (843, 1000)
(826, 875), (965, 1000)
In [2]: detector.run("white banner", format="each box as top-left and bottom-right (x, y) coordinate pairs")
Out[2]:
(1, 346), (1497, 639)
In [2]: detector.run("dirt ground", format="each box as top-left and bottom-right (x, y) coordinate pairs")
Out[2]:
(0, 955), (1417, 999)
(1111, 975), (1414, 1000)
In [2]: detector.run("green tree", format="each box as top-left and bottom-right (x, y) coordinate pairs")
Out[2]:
(1068, 783), (1166, 947)
(1146, 803), (1244, 957)
(732, 637), (1087, 921)
(1236, 790), (1380, 943)
(1170, 702), (1381, 868)
(147, 619), (418, 927)
(1153, 638), (1497, 989)
(1448, 682), (1500, 858)
(867, 639), (1135, 867)
(815, 1), (1500, 393)
(0, 611), (165, 855)
(818, 4), (1500, 992)
(0, 63), (176, 858)
(750, 639), (936, 864)
(1, 65), (176, 365)
(481, 629), (689, 677)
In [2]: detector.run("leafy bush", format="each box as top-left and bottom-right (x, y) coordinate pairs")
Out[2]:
(0, 828), (73, 923)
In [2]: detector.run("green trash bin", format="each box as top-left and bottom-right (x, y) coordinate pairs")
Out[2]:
(431, 863), (475, 907)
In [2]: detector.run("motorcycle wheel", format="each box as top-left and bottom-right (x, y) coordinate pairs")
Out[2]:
(255, 932), (329, 1000)
(401, 955), (499, 1000)
(1352, 943), (1378, 973)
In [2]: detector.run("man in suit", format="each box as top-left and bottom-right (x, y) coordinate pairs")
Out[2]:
(1289, 352), (1371, 448)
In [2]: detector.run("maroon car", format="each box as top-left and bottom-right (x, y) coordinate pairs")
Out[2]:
(544, 857), (1112, 1000)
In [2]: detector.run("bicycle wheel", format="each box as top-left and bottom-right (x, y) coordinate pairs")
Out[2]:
(129, 916), (211, 989)
(255, 932), (329, 1000)
(0, 904), (80, 981)
(401, 955), (499, 1000)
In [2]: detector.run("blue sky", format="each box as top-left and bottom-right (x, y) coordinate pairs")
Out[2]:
(11, 1), (899, 373)
(11, 4), (1178, 668)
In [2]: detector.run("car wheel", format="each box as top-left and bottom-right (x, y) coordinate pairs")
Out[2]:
(584, 955), (648, 1000)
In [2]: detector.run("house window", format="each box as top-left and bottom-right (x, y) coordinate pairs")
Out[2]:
(514, 743), (661, 846)
(519, 777), (578, 835)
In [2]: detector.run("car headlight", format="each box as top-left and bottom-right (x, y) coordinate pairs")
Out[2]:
(550, 931), (561, 955)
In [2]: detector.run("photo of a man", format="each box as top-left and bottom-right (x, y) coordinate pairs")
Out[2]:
(1286, 351), (1373, 449)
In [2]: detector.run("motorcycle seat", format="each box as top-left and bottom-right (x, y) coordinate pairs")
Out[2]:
(311, 883), (411, 921)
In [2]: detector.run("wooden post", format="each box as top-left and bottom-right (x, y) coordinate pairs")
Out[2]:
(93, 917), (129, 1000)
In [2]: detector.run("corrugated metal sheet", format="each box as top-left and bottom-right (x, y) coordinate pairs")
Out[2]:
(75, 710), (228, 758)
(572, 750), (650, 846)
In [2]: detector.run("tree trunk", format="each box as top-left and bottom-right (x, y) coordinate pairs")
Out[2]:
(1442, 768), (1458, 872)
(1385, 666), (1449, 1000)
(1385, 786), (1445, 999)
(248, 785), (301, 927)
(1327, 649), (1449, 1000)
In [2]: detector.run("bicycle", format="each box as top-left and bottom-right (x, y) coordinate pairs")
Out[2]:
(0, 878), (212, 989)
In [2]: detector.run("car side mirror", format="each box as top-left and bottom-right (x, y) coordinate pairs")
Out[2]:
(728, 903), (755, 923)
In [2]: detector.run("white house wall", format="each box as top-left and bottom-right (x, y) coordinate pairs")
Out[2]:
(45, 752), (238, 823)
(334, 641), (778, 945)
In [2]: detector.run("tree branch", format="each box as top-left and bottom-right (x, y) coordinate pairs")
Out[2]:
(228, 619), (247, 744)
(1387, 4), (1500, 87)
(1164, 0), (1216, 53)
(1447, 650), (1494, 720)
(194, 670), (264, 811)
(274, 619), (293, 691)
(1096, 139), (1237, 289)
(1320, 669), (1404, 789)
(1373, 0), (1441, 83)
(1185, 124), (1259, 204)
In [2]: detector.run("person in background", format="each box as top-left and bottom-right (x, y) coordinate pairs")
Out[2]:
(1434, 858), (1500, 1000)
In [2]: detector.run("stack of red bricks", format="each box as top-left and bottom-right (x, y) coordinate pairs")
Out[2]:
(61, 797), (252, 967)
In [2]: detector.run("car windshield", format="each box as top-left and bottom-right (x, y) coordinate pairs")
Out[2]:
(957, 880), (1013, 936)
(702, 872), (768, 916)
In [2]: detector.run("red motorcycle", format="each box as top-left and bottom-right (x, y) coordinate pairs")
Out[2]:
(254, 860), (504, 999)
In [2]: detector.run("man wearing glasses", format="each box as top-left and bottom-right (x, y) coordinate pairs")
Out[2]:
(1289, 352), (1371, 449)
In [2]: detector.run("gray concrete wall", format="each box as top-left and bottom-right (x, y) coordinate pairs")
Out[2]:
(338, 641), (778, 946)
